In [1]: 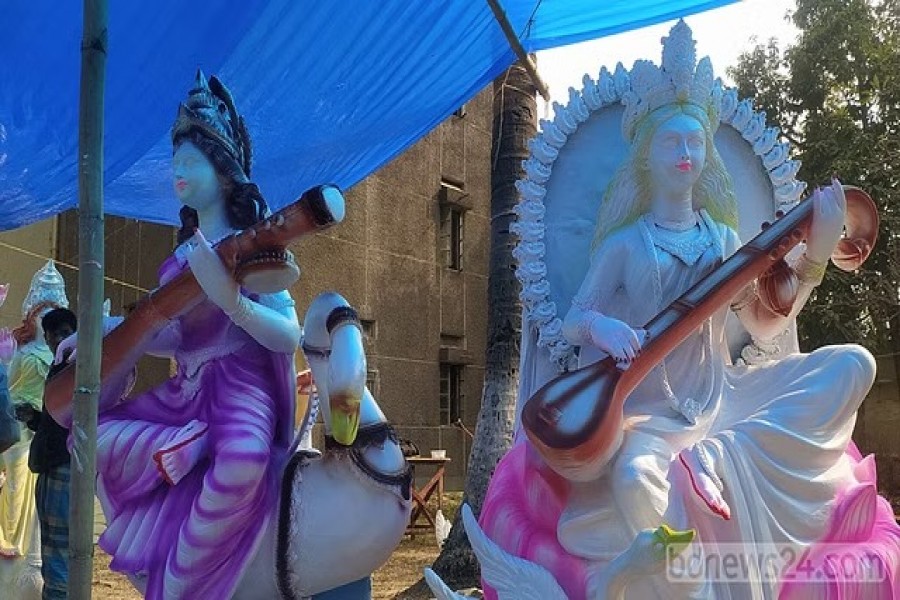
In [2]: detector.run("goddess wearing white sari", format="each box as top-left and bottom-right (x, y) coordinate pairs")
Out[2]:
(557, 105), (874, 596)
(464, 21), (896, 600)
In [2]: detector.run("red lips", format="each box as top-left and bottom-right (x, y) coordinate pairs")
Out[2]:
(676, 162), (692, 172)
(175, 180), (188, 191)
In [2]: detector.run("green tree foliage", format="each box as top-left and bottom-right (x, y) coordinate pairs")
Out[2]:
(729, 0), (900, 354)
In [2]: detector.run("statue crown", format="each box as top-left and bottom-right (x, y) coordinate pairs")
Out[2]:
(171, 70), (252, 178)
(22, 260), (68, 317)
(621, 20), (723, 141)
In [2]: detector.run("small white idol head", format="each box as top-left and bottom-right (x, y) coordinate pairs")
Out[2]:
(172, 140), (225, 213)
(22, 260), (68, 318)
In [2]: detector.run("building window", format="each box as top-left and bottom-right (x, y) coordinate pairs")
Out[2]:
(441, 205), (464, 271)
(439, 179), (469, 272)
(439, 364), (464, 425)
(360, 318), (377, 344)
(365, 369), (379, 397)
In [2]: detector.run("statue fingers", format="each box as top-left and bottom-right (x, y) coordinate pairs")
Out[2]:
(185, 229), (216, 263)
(635, 328), (649, 346)
(626, 328), (643, 354)
(821, 185), (841, 215)
(191, 227), (210, 248)
(102, 315), (125, 336)
(831, 178), (847, 213)
(185, 229), (241, 311)
(811, 186), (824, 216)
(186, 231), (228, 281)
(604, 340), (625, 362)
(614, 347), (632, 369)
(54, 334), (77, 364)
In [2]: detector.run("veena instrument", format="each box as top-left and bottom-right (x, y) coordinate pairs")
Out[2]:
(522, 186), (879, 478)
(45, 185), (345, 427)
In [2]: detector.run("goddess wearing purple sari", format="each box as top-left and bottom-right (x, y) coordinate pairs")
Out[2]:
(91, 72), (301, 599)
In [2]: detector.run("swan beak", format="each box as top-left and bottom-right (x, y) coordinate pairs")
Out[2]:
(329, 390), (362, 446)
(328, 323), (366, 446)
(654, 524), (695, 557)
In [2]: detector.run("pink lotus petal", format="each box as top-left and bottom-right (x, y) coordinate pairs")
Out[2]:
(853, 454), (877, 485)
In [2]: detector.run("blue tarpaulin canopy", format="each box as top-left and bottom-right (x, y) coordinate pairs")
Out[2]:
(0, 0), (736, 230)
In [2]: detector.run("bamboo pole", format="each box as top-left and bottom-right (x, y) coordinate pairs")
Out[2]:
(484, 0), (550, 101)
(69, 0), (107, 597)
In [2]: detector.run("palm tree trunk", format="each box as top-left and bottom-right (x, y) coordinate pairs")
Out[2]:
(429, 58), (537, 588)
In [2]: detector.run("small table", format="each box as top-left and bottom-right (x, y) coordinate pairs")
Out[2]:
(406, 456), (451, 535)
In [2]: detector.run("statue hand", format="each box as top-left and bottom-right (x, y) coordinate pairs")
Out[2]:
(0, 328), (16, 365)
(53, 333), (77, 365)
(806, 179), (846, 264)
(589, 314), (643, 363)
(103, 315), (125, 333)
(52, 316), (122, 365)
(185, 229), (241, 313)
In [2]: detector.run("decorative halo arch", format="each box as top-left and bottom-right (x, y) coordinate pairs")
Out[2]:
(512, 62), (807, 373)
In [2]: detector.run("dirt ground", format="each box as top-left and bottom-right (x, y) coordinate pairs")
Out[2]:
(91, 538), (444, 600)
(85, 491), (900, 598)
(90, 494), (463, 599)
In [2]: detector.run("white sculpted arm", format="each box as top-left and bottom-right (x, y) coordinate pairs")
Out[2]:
(562, 237), (643, 362)
(732, 274), (815, 342)
(185, 229), (301, 354)
(229, 290), (301, 354)
(732, 182), (845, 341)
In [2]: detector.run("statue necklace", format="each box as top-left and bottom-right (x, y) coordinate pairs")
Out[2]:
(645, 212), (717, 424)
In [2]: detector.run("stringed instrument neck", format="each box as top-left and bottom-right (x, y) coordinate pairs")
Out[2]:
(642, 197), (813, 352)
(45, 185), (345, 427)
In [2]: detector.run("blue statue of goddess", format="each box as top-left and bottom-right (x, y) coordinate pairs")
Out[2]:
(427, 20), (898, 600)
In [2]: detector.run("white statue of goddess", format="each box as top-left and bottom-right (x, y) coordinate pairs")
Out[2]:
(435, 20), (898, 600)
(552, 37), (872, 596)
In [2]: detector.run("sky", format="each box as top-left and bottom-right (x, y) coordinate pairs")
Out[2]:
(536, 0), (799, 106)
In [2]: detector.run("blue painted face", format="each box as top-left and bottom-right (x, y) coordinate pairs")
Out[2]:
(647, 113), (707, 198)
(172, 141), (222, 211)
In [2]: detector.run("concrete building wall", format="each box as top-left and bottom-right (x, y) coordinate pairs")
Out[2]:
(296, 89), (494, 489)
(0, 219), (58, 329)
